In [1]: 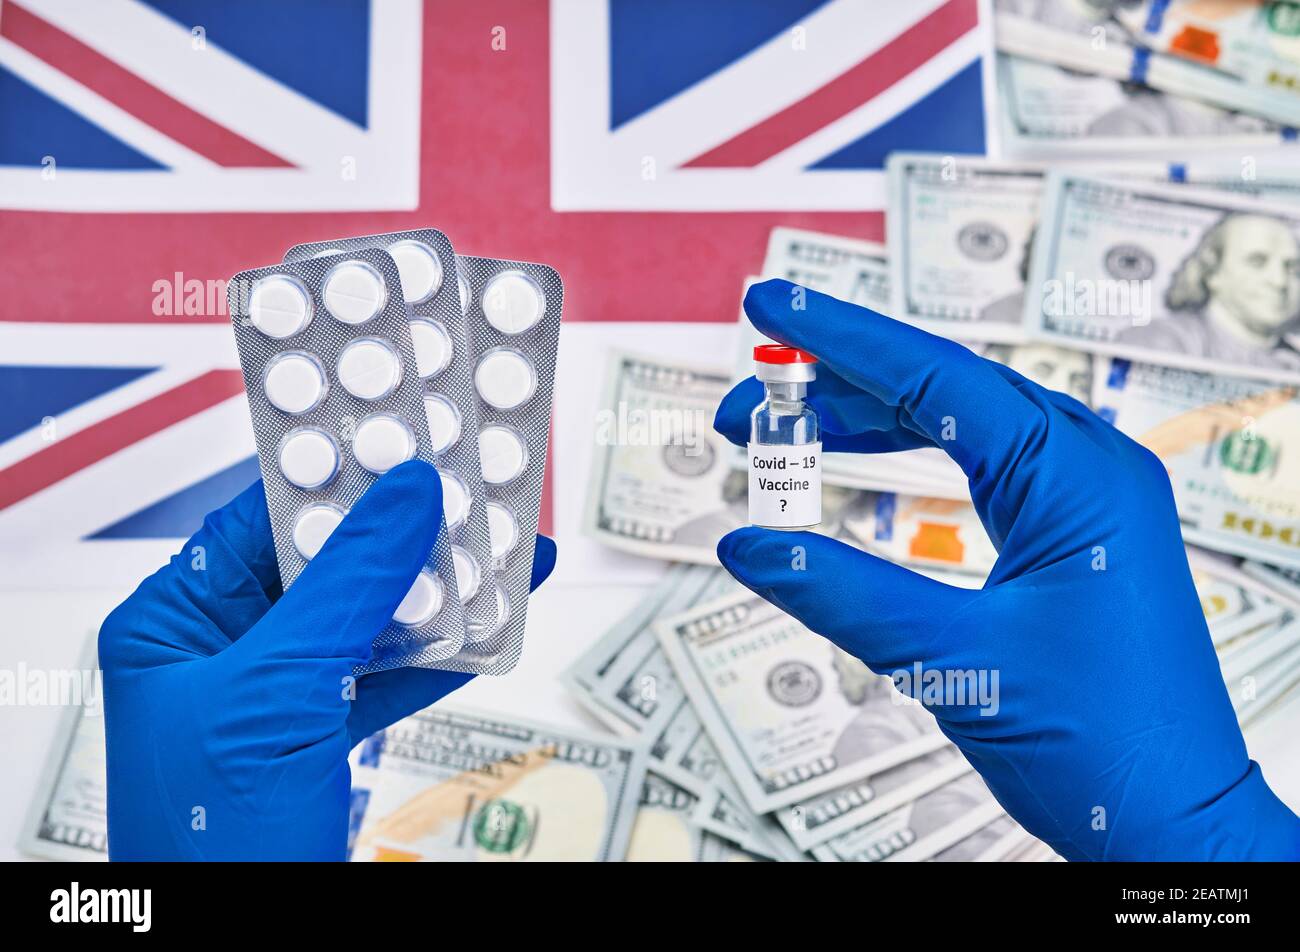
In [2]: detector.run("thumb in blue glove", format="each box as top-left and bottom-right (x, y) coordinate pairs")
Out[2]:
(714, 279), (1300, 861)
(99, 459), (556, 860)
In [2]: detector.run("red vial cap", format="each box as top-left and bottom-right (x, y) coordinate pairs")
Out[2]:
(754, 344), (818, 365)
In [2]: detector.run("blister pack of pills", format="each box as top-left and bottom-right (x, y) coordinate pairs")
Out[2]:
(283, 230), (498, 639)
(441, 255), (564, 675)
(227, 249), (466, 673)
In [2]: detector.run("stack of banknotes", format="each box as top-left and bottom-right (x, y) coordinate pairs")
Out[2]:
(22, 1), (1300, 861)
(22, 541), (1297, 861)
(568, 4), (1300, 853)
(996, 0), (1300, 151)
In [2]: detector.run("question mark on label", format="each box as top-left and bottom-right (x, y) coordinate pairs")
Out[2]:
(780, 499), (787, 512)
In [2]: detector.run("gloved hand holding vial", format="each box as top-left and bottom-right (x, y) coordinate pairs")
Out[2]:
(748, 345), (821, 530)
(714, 279), (1300, 862)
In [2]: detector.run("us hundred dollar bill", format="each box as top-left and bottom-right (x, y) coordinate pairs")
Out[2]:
(1094, 359), (1300, 570)
(20, 637), (107, 862)
(21, 700), (108, 862)
(761, 226), (889, 299)
(561, 564), (701, 736)
(810, 770), (1000, 863)
(995, 0), (1300, 126)
(625, 770), (709, 862)
(655, 589), (948, 814)
(840, 490), (998, 580)
(1112, 0), (1300, 99)
(1028, 174), (1300, 385)
(930, 814), (1020, 863)
(772, 742), (972, 853)
(589, 566), (739, 738)
(628, 770), (775, 862)
(568, 585), (799, 862)
(644, 693), (799, 861)
(887, 153), (1045, 342)
(736, 225), (889, 396)
(348, 707), (648, 862)
(996, 53), (1286, 157)
(582, 351), (741, 564)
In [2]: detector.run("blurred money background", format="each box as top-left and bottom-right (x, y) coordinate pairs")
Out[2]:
(17, 0), (1300, 861)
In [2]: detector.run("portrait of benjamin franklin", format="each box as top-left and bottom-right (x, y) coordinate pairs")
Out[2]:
(984, 342), (1093, 405)
(1118, 213), (1300, 373)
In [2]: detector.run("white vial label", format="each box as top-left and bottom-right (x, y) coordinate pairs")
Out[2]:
(337, 337), (401, 401)
(479, 424), (527, 484)
(475, 348), (536, 410)
(292, 503), (346, 560)
(263, 352), (326, 413)
(323, 260), (386, 324)
(409, 319), (452, 378)
(352, 413), (415, 474)
(423, 393), (462, 454)
(748, 442), (821, 529)
(481, 271), (544, 334)
(440, 470), (470, 529)
(248, 275), (311, 338)
(393, 570), (443, 627)
(451, 545), (481, 602)
(486, 500), (519, 563)
(388, 240), (443, 303)
(279, 428), (339, 490)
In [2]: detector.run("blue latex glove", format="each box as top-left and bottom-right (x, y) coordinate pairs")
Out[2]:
(715, 279), (1300, 861)
(100, 460), (556, 861)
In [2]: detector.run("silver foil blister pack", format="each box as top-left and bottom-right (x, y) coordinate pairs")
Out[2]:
(227, 249), (466, 673)
(442, 255), (564, 675)
(283, 230), (498, 638)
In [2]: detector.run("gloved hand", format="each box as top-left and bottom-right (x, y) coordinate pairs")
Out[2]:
(714, 279), (1300, 861)
(99, 459), (556, 861)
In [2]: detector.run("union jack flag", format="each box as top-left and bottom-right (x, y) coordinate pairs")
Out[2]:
(0, 0), (994, 588)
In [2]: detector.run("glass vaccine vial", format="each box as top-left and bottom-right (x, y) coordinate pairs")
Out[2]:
(748, 345), (821, 530)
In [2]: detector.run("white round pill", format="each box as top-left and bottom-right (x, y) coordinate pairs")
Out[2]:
(352, 413), (415, 474)
(292, 503), (346, 560)
(388, 240), (443, 303)
(263, 351), (326, 414)
(440, 470), (470, 529)
(481, 271), (544, 334)
(474, 347), (537, 410)
(486, 500), (519, 563)
(451, 545), (481, 602)
(409, 318), (453, 378)
(323, 260), (387, 324)
(337, 337), (401, 401)
(423, 393), (462, 454)
(278, 428), (339, 489)
(393, 570), (443, 627)
(479, 424), (528, 484)
(248, 275), (312, 338)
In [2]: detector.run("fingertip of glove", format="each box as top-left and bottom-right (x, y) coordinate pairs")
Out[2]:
(380, 459), (442, 500)
(341, 459), (443, 556)
(717, 526), (768, 577)
(713, 379), (761, 446)
(743, 278), (796, 312)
